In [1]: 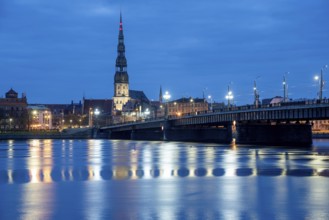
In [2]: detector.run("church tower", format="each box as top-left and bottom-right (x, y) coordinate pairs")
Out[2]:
(113, 13), (130, 111)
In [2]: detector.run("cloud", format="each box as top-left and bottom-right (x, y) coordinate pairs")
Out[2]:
(88, 5), (114, 16)
(1, 0), (329, 103)
(6, 0), (115, 17)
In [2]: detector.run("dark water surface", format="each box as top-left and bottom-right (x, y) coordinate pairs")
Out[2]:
(0, 139), (329, 219)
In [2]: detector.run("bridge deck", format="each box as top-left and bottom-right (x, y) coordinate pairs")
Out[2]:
(102, 102), (329, 131)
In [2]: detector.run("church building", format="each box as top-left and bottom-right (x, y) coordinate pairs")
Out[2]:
(113, 13), (130, 111)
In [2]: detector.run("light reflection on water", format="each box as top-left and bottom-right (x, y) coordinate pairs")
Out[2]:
(0, 139), (329, 219)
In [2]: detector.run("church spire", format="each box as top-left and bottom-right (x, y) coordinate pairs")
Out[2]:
(113, 12), (130, 111)
(114, 12), (128, 83)
(159, 86), (163, 103)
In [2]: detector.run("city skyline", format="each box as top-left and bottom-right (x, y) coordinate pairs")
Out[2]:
(1, 0), (329, 104)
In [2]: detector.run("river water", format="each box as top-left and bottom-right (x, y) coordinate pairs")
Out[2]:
(0, 139), (329, 220)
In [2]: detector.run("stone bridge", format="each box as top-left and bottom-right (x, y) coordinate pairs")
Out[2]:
(100, 101), (329, 147)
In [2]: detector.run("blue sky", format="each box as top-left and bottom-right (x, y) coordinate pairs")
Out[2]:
(0, 0), (329, 104)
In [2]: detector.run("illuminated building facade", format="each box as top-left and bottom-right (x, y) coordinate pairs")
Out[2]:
(28, 105), (52, 130)
(166, 98), (208, 117)
(0, 88), (28, 130)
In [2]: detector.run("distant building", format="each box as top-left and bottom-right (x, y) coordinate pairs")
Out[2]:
(82, 99), (113, 115)
(34, 101), (83, 129)
(211, 102), (226, 111)
(82, 98), (113, 126)
(115, 90), (152, 123)
(27, 105), (52, 130)
(262, 96), (284, 105)
(166, 97), (208, 117)
(0, 88), (28, 130)
(122, 90), (150, 111)
(130, 90), (149, 103)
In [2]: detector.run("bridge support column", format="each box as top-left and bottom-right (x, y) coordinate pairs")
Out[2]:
(236, 122), (312, 147)
(130, 129), (136, 140)
(164, 123), (233, 143)
(163, 120), (170, 141)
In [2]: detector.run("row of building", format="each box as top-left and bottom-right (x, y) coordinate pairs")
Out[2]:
(1, 86), (328, 131)
(0, 87), (212, 131)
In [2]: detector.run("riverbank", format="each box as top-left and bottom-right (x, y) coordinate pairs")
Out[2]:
(0, 128), (96, 140)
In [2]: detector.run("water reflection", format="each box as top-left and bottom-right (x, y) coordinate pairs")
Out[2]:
(0, 139), (329, 219)
(1, 166), (328, 184)
(0, 138), (329, 185)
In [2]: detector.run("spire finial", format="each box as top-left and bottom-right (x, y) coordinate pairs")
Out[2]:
(119, 11), (123, 31)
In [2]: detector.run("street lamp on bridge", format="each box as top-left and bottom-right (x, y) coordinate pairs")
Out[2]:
(282, 74), (288, 102)
(253, 80), (260, 108)
(208, 95), (213, 111)
(163, 91), (171, 118)
(94, 108), (100, 127)
(315, 65), (328, 101)
(225, 85), (234, 108)
(9, 118), (12, 130)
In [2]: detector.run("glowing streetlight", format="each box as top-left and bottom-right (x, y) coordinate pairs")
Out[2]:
(88, 108), (93, 127)
(207, 95), (213, 111)
(190, 98), (195, 114)
(317, 65), (328, 101)
(94, 108), (100, 127)
(163, 91), (171, 118)
(144, 108), (150, 119)
(314, 75), (321, 99)
(94, 108), (100, 116)
(225, 86), (234, 107)
(9, 118), (12, 130)
(282, 74), (288, 102)
(253, 80), (260, 107)
(163, 91), (171, 101)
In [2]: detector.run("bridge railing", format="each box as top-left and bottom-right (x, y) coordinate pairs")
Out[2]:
(105, 98), (329, 127)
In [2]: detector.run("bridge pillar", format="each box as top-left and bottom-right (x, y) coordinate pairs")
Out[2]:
(236, 122), (312, 147)
(130, 129), (136, 140)
(163, 120), (171, 141)
(97, 129), (111, 139)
